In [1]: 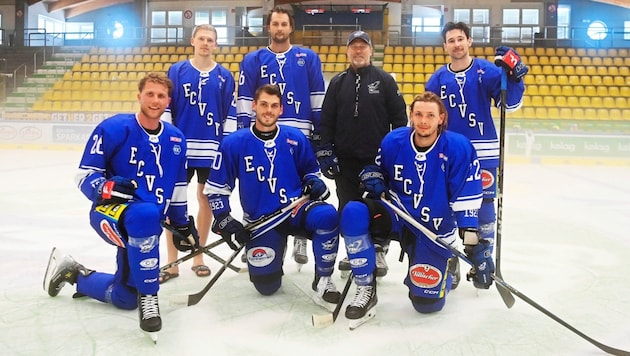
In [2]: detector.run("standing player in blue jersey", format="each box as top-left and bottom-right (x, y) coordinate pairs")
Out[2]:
(338, 92), (486, 329)
(43, 73), (200, 341)
(236, 7), (326, 267)
(206, 84), (341, 310)
(425, 22), (527, 288)
(160, 24), (237, 283)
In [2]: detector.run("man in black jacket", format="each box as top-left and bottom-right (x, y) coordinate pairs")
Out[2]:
(317, 31), (408, 277)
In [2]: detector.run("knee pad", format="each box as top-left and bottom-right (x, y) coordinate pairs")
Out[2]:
(340, 201), (370, 236)
(409, 293), (446, 314)
(304, 201), (338, 233)
(250, 271), (282, 296)
(123, 202), (162, 239)
(253, 278), (282, 296)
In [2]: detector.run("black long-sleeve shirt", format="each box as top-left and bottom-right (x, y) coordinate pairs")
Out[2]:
(320, 64), (408, 160)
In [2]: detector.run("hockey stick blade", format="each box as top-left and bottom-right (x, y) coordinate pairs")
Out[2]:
(182, 196), (310, 306)
(383, 198), (629, 355)
(312, 273), (353, 328)
(186, 245), (245, 306)
(380, 198), (515, 308)
(492, 275), (630, 356)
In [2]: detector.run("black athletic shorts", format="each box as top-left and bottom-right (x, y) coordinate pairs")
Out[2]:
(187, 167), (210, 184)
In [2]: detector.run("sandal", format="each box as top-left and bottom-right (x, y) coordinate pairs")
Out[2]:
(159, 271), (179, 284)
(191, 265), (211, 277)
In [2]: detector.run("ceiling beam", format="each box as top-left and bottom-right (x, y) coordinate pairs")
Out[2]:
(47, 0), (92, 13)
(65, 0), (133, 19)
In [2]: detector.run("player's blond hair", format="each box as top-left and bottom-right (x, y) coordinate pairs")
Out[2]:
(410, 91), (448, 134)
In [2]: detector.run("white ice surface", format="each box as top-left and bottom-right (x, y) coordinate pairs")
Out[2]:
(1, 148), (629, 356)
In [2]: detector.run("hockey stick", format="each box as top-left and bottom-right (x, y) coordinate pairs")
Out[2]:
(495, 69), (508, 283)
(161, 219), (245, 273)
(312, 273), (353, 328)
(173, 195), (310, 307)
(382, 198), (630, 356)
(159, 238), (225, 272)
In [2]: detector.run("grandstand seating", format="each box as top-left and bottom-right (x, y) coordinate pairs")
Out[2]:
(27, 44), (630, 122)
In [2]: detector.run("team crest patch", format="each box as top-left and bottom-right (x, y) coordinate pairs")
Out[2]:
(173, 144), (182, 155)
(247, 247), (275, 267)
(367, 81), (381, 94)
(409, 263), (442, 288)
(481, 169), (495, 189)
(297, 58), (305, 66)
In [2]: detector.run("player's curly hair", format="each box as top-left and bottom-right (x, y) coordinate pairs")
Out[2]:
(138, 72), (173, 97)
(409, 91), (448, 134)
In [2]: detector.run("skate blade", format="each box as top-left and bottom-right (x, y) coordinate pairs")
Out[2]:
(312, 312), (334, 328)
(143, 330), (158, 344)
(43, 247), (62, 292)
(348, 308), (376, 330)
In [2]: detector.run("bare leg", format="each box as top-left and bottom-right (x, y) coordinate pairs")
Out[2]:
(192, 182), (212, 268)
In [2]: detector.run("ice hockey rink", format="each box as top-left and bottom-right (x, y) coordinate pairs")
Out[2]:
(1, 147), (629, 356)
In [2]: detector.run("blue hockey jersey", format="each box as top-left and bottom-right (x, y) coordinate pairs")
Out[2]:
(379, 127), (483, 241)
(164, 60), (237, 168)
(237, 46), (325, 136)
(425, 58), (524, 168)
(205, 125), (320, 221)
(76, 114), (189, 226)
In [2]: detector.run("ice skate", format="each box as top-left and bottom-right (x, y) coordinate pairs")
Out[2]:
(138, 294), (161, 344)
(43, 247), (90, 297)
(338, 257), (351, 279)
(374, 244), (388, 277)
(292, 236), (308, 271)
(448, 256), (461, 290)
(345, 279), (377, 330)
(311, 274), (341, 312)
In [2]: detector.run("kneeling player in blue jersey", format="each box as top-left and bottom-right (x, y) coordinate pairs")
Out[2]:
(339, 92), (491, 329)
(206, 84), (341, 310)
(43, 73), (199, 342)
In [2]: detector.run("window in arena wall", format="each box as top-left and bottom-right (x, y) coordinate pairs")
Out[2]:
(195, 9), (228, 45)
(502, 8), (540, 44)
(411, 5), (443, 34)
(557, 5), (570, 40)
(151, 10), (184, 43)
(625, 21), (630, 40)
(453, 8), (490, 43)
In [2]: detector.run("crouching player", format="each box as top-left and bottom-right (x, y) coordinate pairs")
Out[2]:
(205, 84), (341, 310)
(339, 92), (493, 329)
(43, 73), (199, 342)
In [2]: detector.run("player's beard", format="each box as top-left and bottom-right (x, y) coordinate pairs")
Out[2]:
(271, 32), (290, 45)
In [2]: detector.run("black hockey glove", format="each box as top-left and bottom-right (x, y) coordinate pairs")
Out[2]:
(94, 176), (137, 205)
(359, 165), (387, 199)
(302, 176), (330, 201)
(171, 217), (200, 252)
(315, 143), (340, 179)
(212, 212), (250, 250)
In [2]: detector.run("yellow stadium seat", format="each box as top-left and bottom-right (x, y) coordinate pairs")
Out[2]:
(413, 47), (424, 55)
(522, 107), (535, 118)
(535, 107), (547, 119)
(596, 86), (608, 97)
(609, 109), (622, 120)
(615, 97), (627, 108)
(403, 63), (413, 73)
(566, 96), (579, 107)
(531, 95), (543, 107)
(555, 96), (567, 107)
(402, 83), (413, 94)
(527, 85), (539, 95)
(583, 108), (597, 120)
(571, 108), (584, 119)
(602, 97), (615, 108)
(578, 96), (591, 107)
(543, 96), (555, 107)
(403, 73), (414, 83)
(559, 107), (572, 120)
